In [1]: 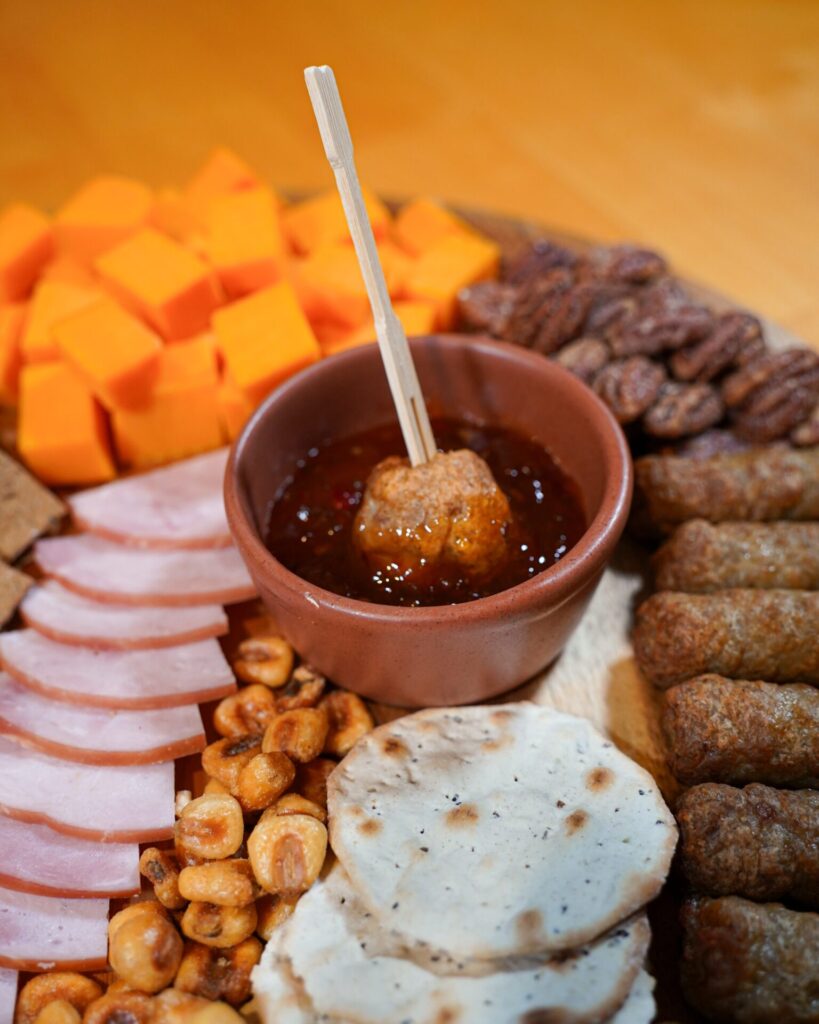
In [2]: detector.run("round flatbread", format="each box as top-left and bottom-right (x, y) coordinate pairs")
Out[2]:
(328, 703), (676, 957)
(609, 970), (655, 1024)
(254, 861), (651, 1024)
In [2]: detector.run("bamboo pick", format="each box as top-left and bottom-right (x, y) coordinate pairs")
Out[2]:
(304, 64), (437, 466)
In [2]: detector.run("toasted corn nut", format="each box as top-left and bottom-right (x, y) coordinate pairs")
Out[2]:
(102, 982), (131, 996)
(213, 685), (278, 740)
(175, 790), (193, 816)
(175, 835), (207, 869)
(189, 1005), (244, 1024)
(109, 910), (184, 993)
(139, 847), (186, 910)
(247, 811), (327, 894)
(203, 777), (229, 796)
(294, 757), (336, 809)
(255, 893), (300, 941)
(236, 752), (295, 813)
(180, 901), (258, 949)
(321, 690), (374, 757)
(33, 1001), (80, 1024)
(202, 735), (262, 793)
(178, 859), (258, 907)
(261, 707), (328, 764)
(271, 793), (326, 823)
(175, 793), (244, 861)
(151, 990), (210, 1024)
(82, 992), (155, 1024)
(275, 666), (326, 712)
(234, 637), (294, 689)
(108, 900), (167, 943)
(16, 976), (103, 1024)
(174, 938), (262, 1006)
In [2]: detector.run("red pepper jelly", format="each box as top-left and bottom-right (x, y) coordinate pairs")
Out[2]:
(264, 418), (585, 607)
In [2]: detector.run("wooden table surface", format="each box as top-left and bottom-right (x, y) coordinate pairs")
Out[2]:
(0, 0), (817, 345)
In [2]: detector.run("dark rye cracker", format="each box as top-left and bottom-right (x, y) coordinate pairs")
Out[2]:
(0, 451), (64, 563)
(0, 562), (32, 628)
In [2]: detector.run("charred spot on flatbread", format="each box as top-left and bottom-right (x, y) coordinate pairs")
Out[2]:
(586, 766), (614, 791)
(382, 735), (410, 758)
(445, 803), (479, 827)
(515, 908), (543, 944)
(358, 817), (382, 836)
(565, 809), (589, 835)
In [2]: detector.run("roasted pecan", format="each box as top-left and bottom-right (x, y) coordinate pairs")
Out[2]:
(670, 312), (765, 382)
(791, 404), (819, 447)
(456, 281), (519, 337)
(503, 240), (578, 286)
(504, 268), (574, 348)
(593, 356), (667, 424)
(588, 244), (667, 284)
(610, 300), (714, 357)
(553, 337), (611, 385)
(583, 287), (639, 336)
(671, 428), (751, 460)
(723, 349), (819, 442)
(722, 349), (819, 407)
(532, 280), (595, 354)
(642, 382), (724, 439)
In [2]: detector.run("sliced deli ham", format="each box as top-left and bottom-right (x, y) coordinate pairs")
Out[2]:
(34, 534), (255, 606)
(69, 447), (231, 549)
(0, 887), (108, 971)
(0, 817), (138, 898)
(0, 630), (236, 710)
(0, 736), (175, 842)
(0, 968), (16, 1024)
(20, 581), (228, 650)
(0, 673), (205, 764)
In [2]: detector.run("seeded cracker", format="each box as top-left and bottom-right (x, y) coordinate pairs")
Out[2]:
(0, 561), (32, 627)
(0, 450), (64, 563)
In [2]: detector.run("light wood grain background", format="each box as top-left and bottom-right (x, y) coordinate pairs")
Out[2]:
(1, 0), (817, 345)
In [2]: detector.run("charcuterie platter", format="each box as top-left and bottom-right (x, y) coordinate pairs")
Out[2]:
(0, 129), (817, 1024)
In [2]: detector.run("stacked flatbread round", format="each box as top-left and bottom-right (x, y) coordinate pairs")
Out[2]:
(253, 703), (677, 1023)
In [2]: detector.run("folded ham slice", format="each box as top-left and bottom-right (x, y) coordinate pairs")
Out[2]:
(0, 817), (138, 898)
(0, 629), (236, 710)
(0, 736), (174, 842)
(0, 968), (17, 1024)
(0, 887), (108, 971)
(21, 581), (228, 650)
(69, 448), (231, 549)
(0, 673), (205, 765)
(34, 534), (255, 606)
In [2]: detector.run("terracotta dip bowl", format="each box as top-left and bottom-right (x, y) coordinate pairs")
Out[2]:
(225, 335), (632, 708)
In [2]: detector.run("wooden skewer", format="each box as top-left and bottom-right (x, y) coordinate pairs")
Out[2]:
(304, 64), (437, 467)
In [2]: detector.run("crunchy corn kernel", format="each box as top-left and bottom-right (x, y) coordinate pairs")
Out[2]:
(271, 792), (326, 823)
(82, 992), (155, 1024)
(247, 811), (327, 894)
(178, 859), (258, 907)
(255, 892), (300, 941)
(175, 790), (193, 816)
(236, 752), (295, 813)
(151, 989), (210, 1024)
(15, 974), (103, 1024)
(213, 685), (278, 739)
(189, 1004), (244, 1024)
(202, 735), (262, 793)
(139, 847), (186, 910)
(261, 707), (328, 763)
(108, 900), (168, 942)
(175, 793), (244, 861)
(233, 637), (294, 689)
(174, 937), (262, 1006)
(294, 757), (336, 809)
(108, 910), (183, 993)
(203, 777), (230, 796)
(275, 666), (326, 712)
(32, 1001), (80, 1024)
(180, 901), (258, 949)
(321, 690), (374, 757)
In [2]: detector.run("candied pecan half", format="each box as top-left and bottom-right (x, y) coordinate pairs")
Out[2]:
(588, 244), (668, 284)
(670, 311), (765, 382)
(583, 287), (639, 337)
(553, 337), (611, 385)
(791, 403), (819, 447)
(456, 281), (519, 337)
(532, 280), (595, 354)
(610, 300), (714, 357)
(723, 349), (819, 442)
(671, 428), (751, 460)
(503, 239), (579, 285)
(504, 268), (574, 348)
(643, 382), (725, 439)
(593, 356), (667, 424)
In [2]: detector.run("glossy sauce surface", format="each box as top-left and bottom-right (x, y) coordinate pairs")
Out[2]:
(265, 418), (586, 607)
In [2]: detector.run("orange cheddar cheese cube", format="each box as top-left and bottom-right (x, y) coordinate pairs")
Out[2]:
(21, 278), (101, 364)
(112, 334), (222, 469)
(404, 233), (500, 329)
(18, 361), (115, 485)
(322, 300), (438, 356)
(185, 147), (260, 223)
(95, 228), (222, 341)
(394, 198), (474, 256)
(0, 204), (53, 303)
(283, 187), (391, 256)
(205, 187), (286, 299)
(0, 303), (26, 403)
(53, 297), (162, 412)
(55, 176), (154, 263)
(150, 188), (203, 247)
(40, 256), (97, 288)
(217, 372), (255, 441)
(213, 282), (320, 405)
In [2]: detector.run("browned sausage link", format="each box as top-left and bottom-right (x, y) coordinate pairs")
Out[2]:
(677, 784), (819, 907)
(680, 895), (819, 1023)
(663, 677), (819, 787)
(653, 520), (819, 592)
(632, 590), (819, 688)
(633, 446), (819, 534)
